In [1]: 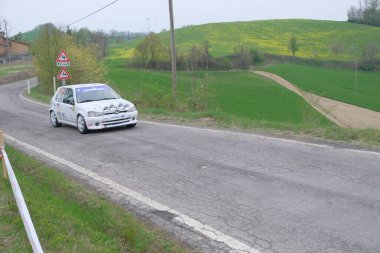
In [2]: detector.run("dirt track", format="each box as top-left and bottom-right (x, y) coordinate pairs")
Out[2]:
(254, 71), (380, 129)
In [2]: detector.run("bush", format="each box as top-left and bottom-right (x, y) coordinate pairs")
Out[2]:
(32, 24), (106, 96)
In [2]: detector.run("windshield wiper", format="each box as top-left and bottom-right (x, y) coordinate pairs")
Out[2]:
(99, 97), (117, 101)
(79, 99), (96, 103)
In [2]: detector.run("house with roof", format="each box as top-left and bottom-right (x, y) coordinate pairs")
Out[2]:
(0, 32), (31, 63)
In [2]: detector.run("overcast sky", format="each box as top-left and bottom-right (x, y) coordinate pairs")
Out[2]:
(2, 0), (359, 36)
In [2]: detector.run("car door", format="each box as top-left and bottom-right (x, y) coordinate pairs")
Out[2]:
(61, 88), (76, 124)
(53, 87), (65, 121)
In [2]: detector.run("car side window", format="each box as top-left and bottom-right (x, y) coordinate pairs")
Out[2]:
(62, 88), (75, 105)
(55, 87), (65, 102)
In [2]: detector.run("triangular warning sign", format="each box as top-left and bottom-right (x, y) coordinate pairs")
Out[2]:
(56, 49), (70, 62)
(57, 67), (71, 80)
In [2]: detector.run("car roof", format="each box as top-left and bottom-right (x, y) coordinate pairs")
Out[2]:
(60, 83), (109, 89)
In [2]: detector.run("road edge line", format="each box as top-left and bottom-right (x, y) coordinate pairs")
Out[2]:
(19, 92), (380, 156)
(4, 133), (261, 253)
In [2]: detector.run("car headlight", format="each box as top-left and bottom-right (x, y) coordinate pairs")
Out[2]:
(88, 111), (104, 117)
(109, 104), (116, 112)
(128, 105), (137, 112)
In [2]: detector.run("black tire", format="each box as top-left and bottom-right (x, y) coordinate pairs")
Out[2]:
(77, 115), (88, 134)
(50, 111), (62, 127)
(127, 123), (136, 128)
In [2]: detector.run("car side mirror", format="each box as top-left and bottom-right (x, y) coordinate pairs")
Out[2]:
(68, 97), (75, 105)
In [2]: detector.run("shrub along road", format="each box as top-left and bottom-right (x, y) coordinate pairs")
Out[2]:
(1, 79), (380, 253)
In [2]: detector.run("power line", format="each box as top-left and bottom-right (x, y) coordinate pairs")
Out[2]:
(63, 0), (120, 29)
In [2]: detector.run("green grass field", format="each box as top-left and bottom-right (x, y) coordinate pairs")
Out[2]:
(263, 64), (380, 112)
(0, 63), (33, 78)
(106, 68), (332, 129)
(108, 19), (380, 62)
(0, 146), (192, 253)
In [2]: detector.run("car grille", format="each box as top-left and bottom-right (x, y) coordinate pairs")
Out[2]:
(104, 109), (129, 115)
(102, 117), (132, 127)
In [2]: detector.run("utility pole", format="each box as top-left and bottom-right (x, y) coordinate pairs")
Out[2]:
(146, 18), (150, 34)
(237, 21), (241, 47)
(3, 20), (11, 64)
(168, 0), (177, 99)
(355, 61), (358, 90)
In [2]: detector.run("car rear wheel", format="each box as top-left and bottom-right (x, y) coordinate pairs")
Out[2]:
(50, 111), (62, 127)
(77, 115), (88, 134)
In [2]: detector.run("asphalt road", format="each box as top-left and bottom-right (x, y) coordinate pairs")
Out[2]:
(1, 79), (380, 253)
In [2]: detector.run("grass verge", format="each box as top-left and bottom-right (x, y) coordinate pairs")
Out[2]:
(0, 63), (33, 78)
(0, 145), (194, 253)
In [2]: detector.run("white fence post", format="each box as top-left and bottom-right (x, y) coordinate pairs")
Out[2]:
(53, 77), (56, 92)
(27, 80), (30, 95)
(0, 130), (7, 179)
(0, 130), (44, 252)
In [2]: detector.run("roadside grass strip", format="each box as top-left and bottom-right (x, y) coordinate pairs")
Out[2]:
(3, 135), (261, 253)
(0, 145), (193, 253)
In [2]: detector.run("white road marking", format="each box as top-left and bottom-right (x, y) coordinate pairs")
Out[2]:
(141, 120), (333, 149)
(19, 94), (49, 107)
(142, 121), (380, 156)
(4, 133), (261, 253)
(20, 93), (380, 157)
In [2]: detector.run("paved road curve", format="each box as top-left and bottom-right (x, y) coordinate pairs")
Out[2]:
(1, 79), (380, 253)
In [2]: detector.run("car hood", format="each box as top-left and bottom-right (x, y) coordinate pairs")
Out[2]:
(77, 98), (134, 111)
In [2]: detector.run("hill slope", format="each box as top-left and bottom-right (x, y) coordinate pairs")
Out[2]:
(109, 19), (380, 61)
(263, 64), (380, 112)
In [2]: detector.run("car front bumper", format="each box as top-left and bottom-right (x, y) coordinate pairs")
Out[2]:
(85, 111), (138, 130)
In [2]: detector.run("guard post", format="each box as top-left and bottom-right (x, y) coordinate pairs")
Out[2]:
(0, 129), (7, 179)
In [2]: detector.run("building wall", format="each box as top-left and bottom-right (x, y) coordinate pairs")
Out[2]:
(0, 37), (7, 55)
(0, 36), (30, 56)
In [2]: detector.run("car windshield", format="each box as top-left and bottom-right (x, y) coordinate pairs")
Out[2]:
(75, 85), (120, 103)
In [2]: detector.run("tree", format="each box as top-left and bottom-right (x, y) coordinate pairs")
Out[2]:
(74, 28), (93, 46)
(185, 45), (209, 111)
(360, 43), (379, 70)
(203, 40), (211, 71)
(330, 42), (345, 59)
(93, 30), (108, 58)
(33, 24), (106, 95)
(288, 36), (299, 57)
(348, 0), (380, 26)
(134, 33), (164, 68)
(233, 45), (252, 69)
(33, 24), (69, 94)
(66, 44), (106, 84)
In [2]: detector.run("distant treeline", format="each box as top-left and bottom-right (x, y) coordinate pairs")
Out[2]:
(348, 0), (380, 26)
(15, 23), (147, 58)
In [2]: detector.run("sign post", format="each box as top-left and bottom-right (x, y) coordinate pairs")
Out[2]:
(56, 50), (71, 86)
(57, 67), (71, 85)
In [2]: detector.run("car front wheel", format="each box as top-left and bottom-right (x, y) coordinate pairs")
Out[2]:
(77, 115), (88, 134)
(50, 111), (62, 127)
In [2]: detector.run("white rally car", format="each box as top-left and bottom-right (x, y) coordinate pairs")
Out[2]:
(49, 83), (138, 134)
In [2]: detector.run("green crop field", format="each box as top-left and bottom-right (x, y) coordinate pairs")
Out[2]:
(106, 67), (332, 129)
(108, 19), (380, 62)
(263, 64), (380, 112)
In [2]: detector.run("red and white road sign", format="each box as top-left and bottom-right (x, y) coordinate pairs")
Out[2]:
(57, 67), (71, 80)
(56, 49), (70, 63)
